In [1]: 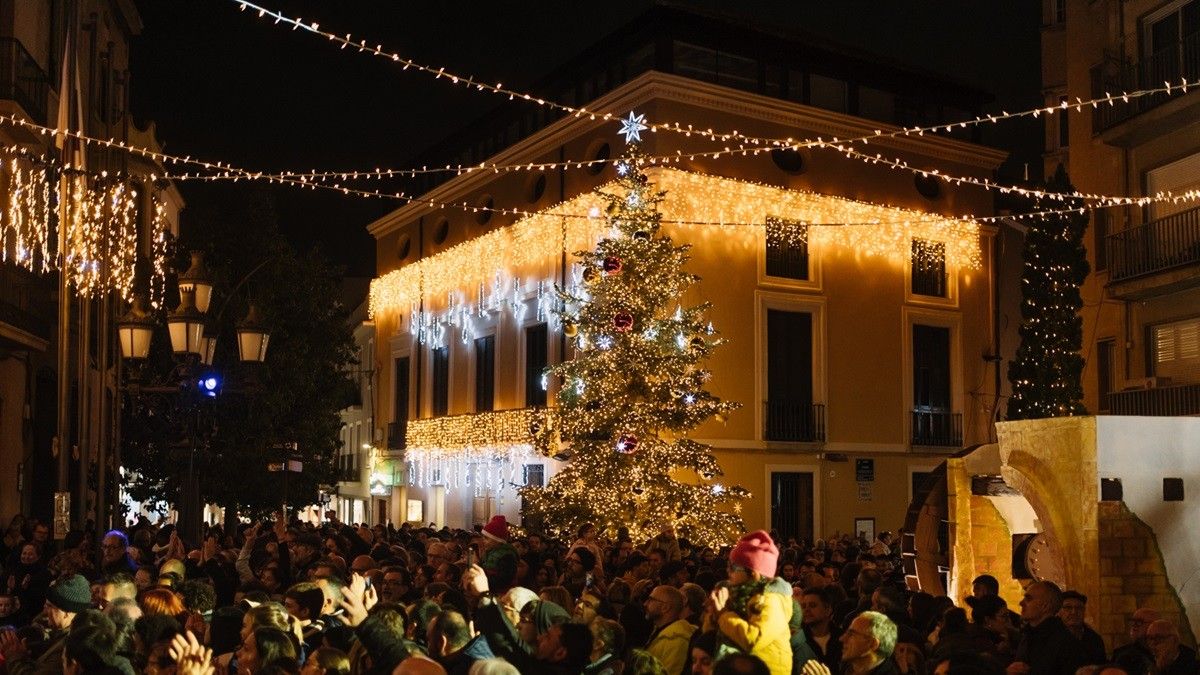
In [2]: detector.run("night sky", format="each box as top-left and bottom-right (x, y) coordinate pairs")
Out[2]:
(129, 1), (1042, 278)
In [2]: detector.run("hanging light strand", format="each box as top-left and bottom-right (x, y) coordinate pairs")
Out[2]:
(229, 0), (1199, 153)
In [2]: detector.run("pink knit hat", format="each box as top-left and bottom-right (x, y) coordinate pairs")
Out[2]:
(729, 530), (779, 578)
(482, 515), (509, 543)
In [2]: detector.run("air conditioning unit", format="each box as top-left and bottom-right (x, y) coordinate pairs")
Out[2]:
(1121, 376), (1172, 390)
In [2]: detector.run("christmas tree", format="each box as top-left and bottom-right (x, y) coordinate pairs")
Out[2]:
(1006, 165), (1090, 419)
(521, 129), (747, 549)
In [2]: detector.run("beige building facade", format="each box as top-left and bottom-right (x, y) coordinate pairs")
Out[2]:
(0, 0), (181, 528)
(366, 63), (1015, 540)
(1043, 0), (1200, 415)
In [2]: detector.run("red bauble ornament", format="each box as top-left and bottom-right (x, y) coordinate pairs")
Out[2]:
(616, 433), (639, 454)
(613, 311), (634, 332)
(602, 256), (623, 275)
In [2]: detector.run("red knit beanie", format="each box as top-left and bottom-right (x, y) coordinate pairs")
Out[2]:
(729, 530), (779, 578)
(482, 515), (509, 543)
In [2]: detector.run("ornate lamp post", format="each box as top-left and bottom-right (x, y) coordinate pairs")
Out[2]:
(118, 251), (272, 543)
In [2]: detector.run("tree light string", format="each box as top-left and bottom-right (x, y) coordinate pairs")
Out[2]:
(229, 0), (1200, 154)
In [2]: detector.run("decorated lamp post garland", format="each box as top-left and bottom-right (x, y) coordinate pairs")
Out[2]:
(520, 116), (748, 548)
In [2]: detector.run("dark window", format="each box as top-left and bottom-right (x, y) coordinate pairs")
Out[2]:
(912, 471), (934, 498)
(1054, 0), (1066, 24)
(913, 324), (951, 411)
(809, 74), (847, 112)
(1145, 2), (1200, 83)
(765, 220), (809, 280)
(716, 51), (758, 92)
(432, 219), (450, 245)
(431, 347), (449, 417)
(1100, 477), (1123, 501)
(1097, 340), (1115, 411)
(765, 310), (819, 441)
(523, 464), (545, 488)
(392, 357), (410, 448)
(525, 324), (548, 407)
(475, 335), (495, 412)
(770, 472), (814, 546)
(913, 324), (957, 446)
(1095, 211), (1108, 271)
(770, 149), (806, 174)
(1164, 477), (1185, 501)
(673, 41), (718, 83)
(912, 239), (948, 297)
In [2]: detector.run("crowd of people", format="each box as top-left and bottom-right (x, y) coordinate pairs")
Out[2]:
(0, 511), (1195, 675)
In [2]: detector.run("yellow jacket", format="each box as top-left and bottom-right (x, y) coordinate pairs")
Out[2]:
(646, 618), (697, 675)
(717, 585), (794, 675)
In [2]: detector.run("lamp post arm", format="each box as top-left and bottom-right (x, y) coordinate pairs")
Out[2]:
(212, 258), (273, 325)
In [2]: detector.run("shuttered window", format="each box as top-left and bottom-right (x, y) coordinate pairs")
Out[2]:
(1152, 317), (1200, 383)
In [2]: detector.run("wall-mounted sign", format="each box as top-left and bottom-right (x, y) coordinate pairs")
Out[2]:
(855, 459), (875, 482)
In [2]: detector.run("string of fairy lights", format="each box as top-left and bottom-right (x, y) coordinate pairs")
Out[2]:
(0, 2), (1189, 311)
(229, 0), (1200, 157)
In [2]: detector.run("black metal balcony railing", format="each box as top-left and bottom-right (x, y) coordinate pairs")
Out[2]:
(911, 409), (962, 447)
(1107, 383), (1200, 416)
(763, 400), (825, 442)
(1106, 205), (1200, 282)
(0, 37), (49, 126)
(1092, 33), (1200, 132)
(339, 466), (360, 483)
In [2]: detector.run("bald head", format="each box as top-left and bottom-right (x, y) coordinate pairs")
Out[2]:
(393, 655), (446, 675)
(1130, 607), (1161, 642)
(351, 555), (377, 575)
(1146, 619), (1181, 660)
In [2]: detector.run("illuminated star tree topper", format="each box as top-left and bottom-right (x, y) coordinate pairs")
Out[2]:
(619, 111), (648, 144)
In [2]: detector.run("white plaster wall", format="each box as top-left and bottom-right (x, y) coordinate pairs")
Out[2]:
(1096, 416), (1200, 639)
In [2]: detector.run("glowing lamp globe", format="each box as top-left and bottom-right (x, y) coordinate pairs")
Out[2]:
(236, 304), (270, 363)
(167, 291), (206, 356)
(117, 296), (155, 360)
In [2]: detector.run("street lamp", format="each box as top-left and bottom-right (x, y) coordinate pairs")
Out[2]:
(167, 289), (206, 356)
(177, 251), (214, 314)
(117, 296), (155, 360)
(236, 303), (270, 363)
(118, 250), (273, 543)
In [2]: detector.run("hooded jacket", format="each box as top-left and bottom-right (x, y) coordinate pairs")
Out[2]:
(716, 577), (794, 675)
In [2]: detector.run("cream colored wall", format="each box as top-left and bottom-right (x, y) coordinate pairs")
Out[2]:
(1053, 0), (1200, 410)
(371, 80), (1006, 535)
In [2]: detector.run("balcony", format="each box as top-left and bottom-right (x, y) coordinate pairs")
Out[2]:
(1091, 34), (1200, 143)
(1107, 383), (1200, 416)
(763, 400), (825, 443)
(0, 37), (49, 126)
(0, 265), (52, 350)
(1106, 205), (1200, 298)
(911, 409), (962, 447)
